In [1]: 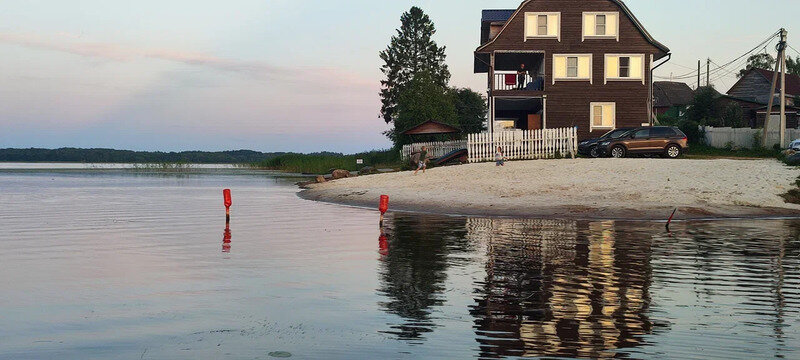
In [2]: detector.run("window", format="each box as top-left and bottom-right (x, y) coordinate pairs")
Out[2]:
(566, 57), (578, 78)
(553, 54), (592, 83)
(633, 129), (651, 139)
(651, 127), (677, 138)
(537, 15), (548, 36)
(605, 54), (645, 84)
(525, 12), (560, 40)
(596, 15), (606, 36)
(619, 57), (630, 78)
(590, 103), (615, 131)
(583, 12), (619, 40)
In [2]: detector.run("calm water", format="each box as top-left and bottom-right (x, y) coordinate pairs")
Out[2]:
(1, 166), (798, 359)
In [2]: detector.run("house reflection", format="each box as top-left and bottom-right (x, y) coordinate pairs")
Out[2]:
(376, 215), (472, 340)
(467, 218), (655, 358)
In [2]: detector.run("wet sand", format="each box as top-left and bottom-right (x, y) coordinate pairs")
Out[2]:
(300, 158), (800, 220)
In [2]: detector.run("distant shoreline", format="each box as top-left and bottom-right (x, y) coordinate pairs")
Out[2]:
(299, 158), (800, 221)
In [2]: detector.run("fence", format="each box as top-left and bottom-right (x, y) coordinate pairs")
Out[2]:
(703, 126), (800, 149)
(467, 127), (578, 163)
(401, 140), (467, 161)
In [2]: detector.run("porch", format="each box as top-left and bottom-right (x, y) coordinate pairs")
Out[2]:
(476, 51), (546, 96)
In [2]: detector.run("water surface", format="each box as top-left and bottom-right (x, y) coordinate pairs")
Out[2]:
(0, 167), (798, 359)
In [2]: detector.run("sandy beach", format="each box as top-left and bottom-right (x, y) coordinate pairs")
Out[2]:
(300, 158), (800, 220)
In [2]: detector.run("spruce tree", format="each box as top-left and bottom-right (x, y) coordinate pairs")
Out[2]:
(379, 7), (450, 126)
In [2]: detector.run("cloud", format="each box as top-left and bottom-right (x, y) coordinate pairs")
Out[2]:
(0, 31), (372, 86)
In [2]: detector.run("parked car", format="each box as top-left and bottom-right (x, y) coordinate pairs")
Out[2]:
(597, 126), (689, 158)
(578, 128), (635, 158)
(789, 139), (800, 151)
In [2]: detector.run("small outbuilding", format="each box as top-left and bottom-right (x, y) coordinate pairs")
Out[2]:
(401, 120), (462, 141)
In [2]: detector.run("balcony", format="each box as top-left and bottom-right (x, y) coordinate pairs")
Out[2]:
(493, 72), (545, 93)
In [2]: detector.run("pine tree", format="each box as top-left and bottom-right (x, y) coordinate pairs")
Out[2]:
(379, 7), (450, 125)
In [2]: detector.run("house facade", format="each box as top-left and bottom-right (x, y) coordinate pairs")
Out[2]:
(474, 0), (670, 140)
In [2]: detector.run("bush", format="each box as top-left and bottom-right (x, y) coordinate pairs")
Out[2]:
(252, 150), (400, 174)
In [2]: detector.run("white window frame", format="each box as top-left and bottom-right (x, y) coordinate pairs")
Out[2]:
(524, 12), (561, 42)
(590, 102), (616, 132)
(582, 12), (619, 41)
(552, 54), (593, 84)
(604, 54), (646, 84)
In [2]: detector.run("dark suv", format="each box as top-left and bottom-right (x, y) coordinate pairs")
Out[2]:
(597, 126), (688, 158)
(578, 128), (635, 158)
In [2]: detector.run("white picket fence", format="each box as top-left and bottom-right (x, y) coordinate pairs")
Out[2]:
(703, 126), (800, 149)
(467, 127), (578, 163)
(401, 140), (468, 160)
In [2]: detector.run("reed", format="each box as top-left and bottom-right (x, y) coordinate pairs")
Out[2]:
(251, 150), (400, 174)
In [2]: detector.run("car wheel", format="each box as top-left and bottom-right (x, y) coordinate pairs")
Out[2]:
(665, 144), (682, 158)
(589, 146), (600, 158)
(610, 146), (626, 158)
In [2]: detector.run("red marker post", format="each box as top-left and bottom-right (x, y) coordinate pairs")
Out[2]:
(379, 195), (389, 227)
(223, 189), (232, 224)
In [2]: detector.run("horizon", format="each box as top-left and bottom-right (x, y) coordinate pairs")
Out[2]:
(2, 0), (798, 153)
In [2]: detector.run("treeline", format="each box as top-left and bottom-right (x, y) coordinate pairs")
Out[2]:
(0, 148), (292, 164)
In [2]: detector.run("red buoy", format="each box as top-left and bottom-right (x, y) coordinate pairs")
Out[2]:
(223, 189), (232, 223)
(379, 195), (389, 214)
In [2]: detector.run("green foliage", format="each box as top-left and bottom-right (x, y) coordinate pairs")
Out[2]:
(0, 148), (284, 163)
(719, 102), (745, 128)
(686, 87), (719, 124)
(379, 6), (450, 124)
(787, 56), (800, 77)
(449, 87), (487, 134)
(738, 53), (776, 78)
(686, 144), (779, 158)
(389, 71), (458, 147)
(252, 150), (400, 174)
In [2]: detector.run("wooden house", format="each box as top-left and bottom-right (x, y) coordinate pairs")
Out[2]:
(474, 0), (670, 140)
(653, 81), (694, 116)
(727, 68), (800, 106)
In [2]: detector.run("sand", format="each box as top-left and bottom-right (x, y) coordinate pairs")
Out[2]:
(299, 158), (800, 220)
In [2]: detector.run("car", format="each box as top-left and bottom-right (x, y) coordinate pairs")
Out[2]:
(597, 126), (689, 159)
(789, 139), (800, 151)
(577, 128), (635, 158)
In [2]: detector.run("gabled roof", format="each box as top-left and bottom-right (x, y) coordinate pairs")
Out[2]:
(753, 68), (800, 95)
(401, 120), (461, 136)
(653, 81), (694, 108)
(482, 9), (515, 23)
(476, 0), (670, 56)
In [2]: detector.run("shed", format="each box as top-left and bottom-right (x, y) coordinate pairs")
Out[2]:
(401, 121), (462, 139)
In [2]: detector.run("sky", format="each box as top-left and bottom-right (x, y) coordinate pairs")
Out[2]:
(1, 0), (799, 153)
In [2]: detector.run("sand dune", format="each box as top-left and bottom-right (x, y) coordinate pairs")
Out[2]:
(300, 158), (800, 220)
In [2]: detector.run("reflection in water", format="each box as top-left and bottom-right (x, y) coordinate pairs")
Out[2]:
(376, 215), (473, 340)
(222, 224), (232, 253)
(377, 215), (800, 359)
(467, 219), (657, 358)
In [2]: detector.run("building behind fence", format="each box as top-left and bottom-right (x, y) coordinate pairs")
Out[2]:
(401, 127), (578, 163)
(703, 126), (800, 149)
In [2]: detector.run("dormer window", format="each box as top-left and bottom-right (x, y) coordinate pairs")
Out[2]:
(583, 12), (619, 40)
(525, 12), (560, 41)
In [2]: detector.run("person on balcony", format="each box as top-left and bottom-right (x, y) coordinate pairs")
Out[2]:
(517, 63), (528, 90)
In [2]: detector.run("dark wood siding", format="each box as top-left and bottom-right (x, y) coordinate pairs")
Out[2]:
(727, 71), (772, 104)
(479, 0), (665, 139)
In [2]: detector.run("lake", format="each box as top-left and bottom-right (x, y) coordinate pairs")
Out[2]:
(1, 165), (798, 359)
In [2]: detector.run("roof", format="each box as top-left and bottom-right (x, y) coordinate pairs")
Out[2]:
(401, 121), (462, 136)
(476, 0), (670, 56)
(753, 68), (800, 95)
(653, 82), (694, 108)
(482, 9), (515, 23)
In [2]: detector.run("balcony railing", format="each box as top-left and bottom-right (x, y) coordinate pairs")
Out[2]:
(493, 72), (544, 92)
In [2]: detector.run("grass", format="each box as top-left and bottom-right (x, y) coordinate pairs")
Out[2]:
(251, 150), (401, 174)
(684, 144), (782, 159)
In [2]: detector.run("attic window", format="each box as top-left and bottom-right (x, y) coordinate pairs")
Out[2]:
(583, 12), (619, 40)
(525, 12), (560, 41)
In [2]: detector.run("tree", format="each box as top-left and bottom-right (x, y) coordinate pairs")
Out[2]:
(787, 56), (800, 77)
(388, 71), (457, 147)
(719, 102), (745, 128)
(379, 7), (450, 125)
(686, 86), (720, 124)
(449, 88), (487, 134)
(738, 53), (776, 78)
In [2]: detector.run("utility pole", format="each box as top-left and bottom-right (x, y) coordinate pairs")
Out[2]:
(706, 58), (711, 87)
(763, 28), (788, 147)
(780, 29), (788, 148)
(697, 60), (701, 89)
